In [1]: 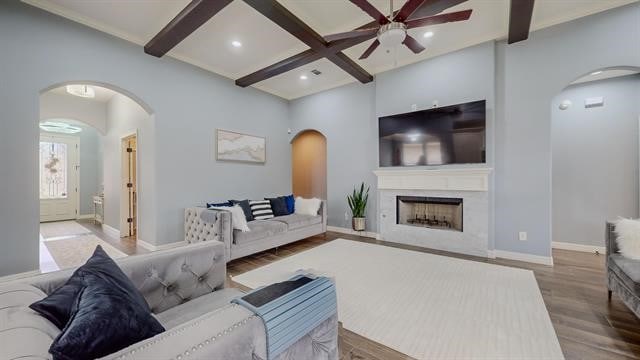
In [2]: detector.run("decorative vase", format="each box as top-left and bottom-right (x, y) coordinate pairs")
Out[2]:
(352, 217), (366, 231)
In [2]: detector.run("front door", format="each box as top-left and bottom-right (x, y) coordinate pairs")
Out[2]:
(39, 134), (79, 222)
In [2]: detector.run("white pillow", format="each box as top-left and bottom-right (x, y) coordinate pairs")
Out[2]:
(614, 218), (640, 259)
(210, 205), (250, 232)
(295, 197), (321, 216)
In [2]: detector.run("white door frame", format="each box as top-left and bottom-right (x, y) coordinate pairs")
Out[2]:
(119, 130), (139, 238)
(39, 133), (80, 222)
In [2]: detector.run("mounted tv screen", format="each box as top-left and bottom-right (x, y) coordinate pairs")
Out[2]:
(378, 100), (486, 167)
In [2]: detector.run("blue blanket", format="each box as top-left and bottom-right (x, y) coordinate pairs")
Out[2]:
(232, 275), (337, 359)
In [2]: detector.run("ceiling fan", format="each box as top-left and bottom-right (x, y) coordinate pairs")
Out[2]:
(325, 0), (473, 59)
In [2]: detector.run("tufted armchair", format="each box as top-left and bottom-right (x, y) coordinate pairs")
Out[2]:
(1, 240), (338, 360)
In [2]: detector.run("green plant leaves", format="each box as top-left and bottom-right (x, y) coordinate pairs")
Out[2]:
(347, 182), (369, 218)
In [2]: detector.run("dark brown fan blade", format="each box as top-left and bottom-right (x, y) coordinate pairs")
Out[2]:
(359, 39), (380, 59)
(508, 0), (535, 44)
(408, 0), (468, 20)
(403, 35), (426, 54)
(405, 9), (472, 29)
(350, 0), (390, 25)
(324, 28), (379, 42)
(394, 0), (427, 23)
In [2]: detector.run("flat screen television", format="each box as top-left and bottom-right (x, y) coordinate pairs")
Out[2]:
(378, 100), (486, 167)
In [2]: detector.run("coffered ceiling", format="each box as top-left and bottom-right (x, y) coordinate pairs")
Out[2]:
(24, 0), (637, 100)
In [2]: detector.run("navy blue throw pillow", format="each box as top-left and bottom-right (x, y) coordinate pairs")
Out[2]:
(284, 194), (295, 214)
(266, 197), (288, 217)
(31, 246), (164, 359)
(207, 201), (232, 208)
(230, 199), (254, 221)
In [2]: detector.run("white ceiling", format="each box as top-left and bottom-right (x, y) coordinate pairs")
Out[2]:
(24, 0), (638, 100)
(48, 84), (118, 103)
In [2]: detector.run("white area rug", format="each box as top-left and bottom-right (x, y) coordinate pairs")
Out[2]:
(40, 221), (91, 239)
(232, 239), (564, 359)
(43, 234), (127, 269)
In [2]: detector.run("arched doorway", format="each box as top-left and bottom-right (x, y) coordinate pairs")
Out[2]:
(551, 66), (640, 251)
(38, 82), (153, 271)
(291, 130), (327, 199)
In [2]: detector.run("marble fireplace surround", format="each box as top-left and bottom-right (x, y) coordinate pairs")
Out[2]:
(374, 168), (492, 257)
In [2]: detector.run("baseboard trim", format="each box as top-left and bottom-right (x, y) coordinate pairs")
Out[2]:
(0, 269), (41, 283)
(493, 250), (554, 266)
(77, 214), (94, 220)
(102, 224), (120, 238)
(552, 241), (606, 254)
(137, 240), (188, 252)
(327, 226), (379, 240)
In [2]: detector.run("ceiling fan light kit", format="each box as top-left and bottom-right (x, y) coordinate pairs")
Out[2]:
(377, 22), (407, 48)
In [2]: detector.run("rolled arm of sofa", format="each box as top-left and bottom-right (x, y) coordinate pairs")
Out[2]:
(185, 207), (232, 260)
(100, 303), (268, 360)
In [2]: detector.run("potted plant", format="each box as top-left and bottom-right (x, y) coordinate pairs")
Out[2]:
(347, 182), (369, 231)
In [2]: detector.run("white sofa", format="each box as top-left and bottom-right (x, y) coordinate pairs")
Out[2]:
(185, 200), (327, 261)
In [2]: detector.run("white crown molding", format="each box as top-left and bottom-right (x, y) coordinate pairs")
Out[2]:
(552, 241), (606, 254)
(138, 239), (187, 252)
(101, 223), (120, 238)
(493, 250), (554, 266)
(374, 168), (492, 192)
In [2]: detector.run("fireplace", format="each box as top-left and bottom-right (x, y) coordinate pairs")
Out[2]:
(396, 196), (463, 232)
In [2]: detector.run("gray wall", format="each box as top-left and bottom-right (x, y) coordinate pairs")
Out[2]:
(289, 83), (377, 230)
(289, 42), (496, 240)
(494, 3), (640, 257)
(552, 75), (640, 247)
(0, 1), (291, 276)
(103, 93), (154, 236)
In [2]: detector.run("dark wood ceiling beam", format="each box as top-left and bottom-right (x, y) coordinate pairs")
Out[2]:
(241, 0), (373, 84)
(236, 49), (322, 87)
(508, 0), (535, 44)
(236, 34), (377, 87)
(242, 0), (327, 52)
(327, 52), (373, 83)
(145, 0), (233, 57)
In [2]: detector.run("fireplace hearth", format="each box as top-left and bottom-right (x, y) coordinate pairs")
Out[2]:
(396, 196), (463, 232)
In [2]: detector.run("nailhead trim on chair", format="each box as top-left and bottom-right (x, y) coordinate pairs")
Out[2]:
(114, 304), (258, 359)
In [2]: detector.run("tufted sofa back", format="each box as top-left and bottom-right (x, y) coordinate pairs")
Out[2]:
(185, 207), (232, 259)
(27, 240), (226, 314)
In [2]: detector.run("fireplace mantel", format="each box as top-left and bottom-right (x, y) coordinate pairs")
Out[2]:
(373, 168), (492, 192)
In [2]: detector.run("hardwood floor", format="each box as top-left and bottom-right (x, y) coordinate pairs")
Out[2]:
(76, 219), (147, 255)
(227, 231), (640, 360)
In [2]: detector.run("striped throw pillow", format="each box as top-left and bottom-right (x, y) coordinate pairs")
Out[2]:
(249, 200), (274, 220)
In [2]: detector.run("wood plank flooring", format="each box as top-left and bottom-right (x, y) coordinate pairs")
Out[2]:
(227, 232), (640, 360)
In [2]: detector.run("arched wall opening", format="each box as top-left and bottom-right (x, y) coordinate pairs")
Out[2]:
(291, 129), (327, 199)
(38, 81), (154, 271)
(550, 66), (640, 250)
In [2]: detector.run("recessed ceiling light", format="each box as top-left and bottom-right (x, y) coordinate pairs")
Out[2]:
(591, 71), (603, 75)
(423, 31), (434, 38)
(231, 40), (242, 48)
(300, 74), (308, 80)
(66, 85), (95, 98)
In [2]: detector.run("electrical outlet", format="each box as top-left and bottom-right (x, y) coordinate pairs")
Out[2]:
(519, 232), (527, 241)
(432, 100), (439, 108)
(345, 211), (349, 221)
(411, 104), (417, 111)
